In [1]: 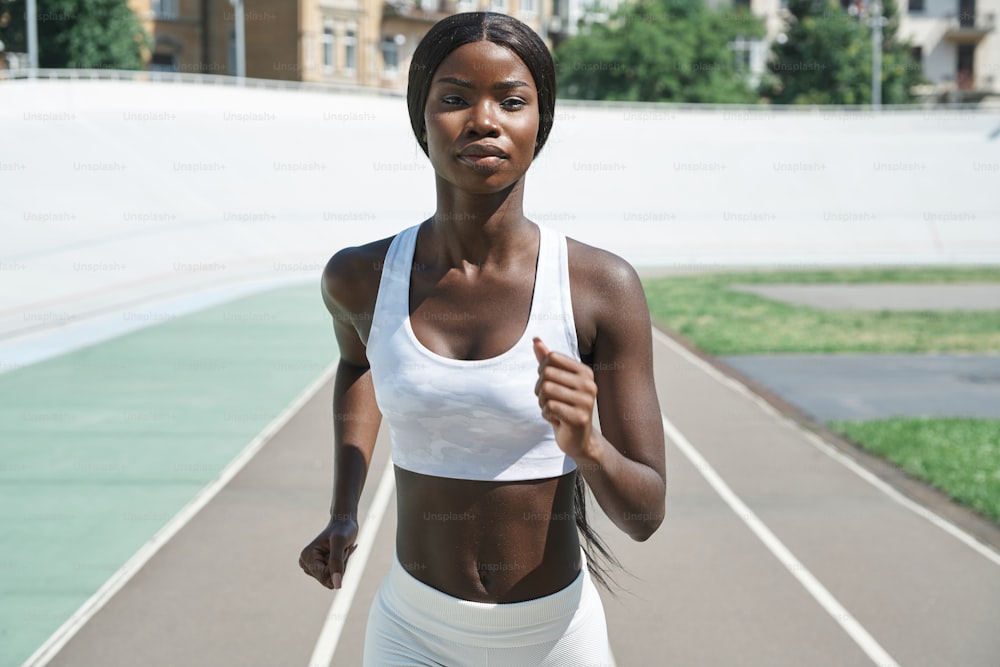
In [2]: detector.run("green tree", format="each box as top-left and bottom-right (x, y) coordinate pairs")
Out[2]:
(877, 0), (925, 102)
(760, 0), (923, 104)
(0, 0), (150, 69)
(554, 0), (766, 103)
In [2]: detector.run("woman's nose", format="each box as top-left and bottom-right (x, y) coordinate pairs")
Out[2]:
(465, 101), (499, 136)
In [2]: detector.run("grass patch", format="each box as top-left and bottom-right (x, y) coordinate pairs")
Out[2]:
(828, 418), (1000, 524)
(641, 267), (1000, 354)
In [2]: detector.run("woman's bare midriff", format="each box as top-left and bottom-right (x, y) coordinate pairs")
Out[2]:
(394, 466), (582, 603)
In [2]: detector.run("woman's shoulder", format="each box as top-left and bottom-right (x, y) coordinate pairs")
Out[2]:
(564, 234), (643, 298)
(321, 232), (398, 316)
(562, 234), (652, 358)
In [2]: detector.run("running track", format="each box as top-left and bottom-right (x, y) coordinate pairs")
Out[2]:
(19, 310), (1000, 666)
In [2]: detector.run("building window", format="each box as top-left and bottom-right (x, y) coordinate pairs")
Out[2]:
(727, 35), (766, 88)
(910, 46), (922, 66)
(959, 0), (975, 27)
(323, 26), (335, 72)
(907, 0), (924, 11)
(490, 0), (507, 12)
(151, 36), (181, 72)
(152, 0), (179, 19)
(730, 35), (752, 72)
(382, 37), (399, 76)
(957, 44), (975, 89)
(345, 29), (357, 72)
(150, 51), (178, 72)
(228, 27), (236, 76)
(522, 0), (537, 14)
(457, 0), (477, 10)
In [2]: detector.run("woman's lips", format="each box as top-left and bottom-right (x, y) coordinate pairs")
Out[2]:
(458, 154), (506, 169)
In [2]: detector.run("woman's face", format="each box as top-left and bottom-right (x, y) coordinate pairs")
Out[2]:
(423, 40), (541, 195)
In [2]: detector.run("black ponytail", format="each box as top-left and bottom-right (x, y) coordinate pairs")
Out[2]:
(574, 472), (624, 592)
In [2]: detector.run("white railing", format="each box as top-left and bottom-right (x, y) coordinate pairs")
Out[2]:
(554, 97), (990, 113)
(0, 66), (407, 97)
(946, 11), (996, 31)
(0, 66), (994, 110)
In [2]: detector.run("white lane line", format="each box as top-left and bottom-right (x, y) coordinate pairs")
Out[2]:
(798, 429), (1000, 567)
(21, 362), (339, 667)
(651, 326), (1000, 567)
(662, 414), (900, 667)
(308, 457), (396, 667)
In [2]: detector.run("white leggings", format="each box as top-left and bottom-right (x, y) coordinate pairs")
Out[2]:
(363, 548), (613, 666)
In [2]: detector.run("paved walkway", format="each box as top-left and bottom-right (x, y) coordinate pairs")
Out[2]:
(24, 325), (1000, 667)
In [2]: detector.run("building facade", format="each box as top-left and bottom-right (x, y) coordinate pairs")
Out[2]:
(716, 0), (1000, 100)
(898, 0), (999, 100)
(23, 0), (992, 102)
(308, 0), (556, 90)
(129, 0), (208, 73)
(125, 0), (558, 89)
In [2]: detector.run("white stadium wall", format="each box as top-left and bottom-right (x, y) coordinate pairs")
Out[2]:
(2, 78), (999, 346)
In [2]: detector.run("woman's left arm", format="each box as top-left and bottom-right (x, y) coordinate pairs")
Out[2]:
(533, 256), (666, 542)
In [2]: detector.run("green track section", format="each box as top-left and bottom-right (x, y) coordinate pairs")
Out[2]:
(0, 283), (338, 666)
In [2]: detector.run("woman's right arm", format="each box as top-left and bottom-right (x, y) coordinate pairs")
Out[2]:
(299, 248), (383, 590)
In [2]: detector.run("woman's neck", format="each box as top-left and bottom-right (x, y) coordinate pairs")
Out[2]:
(428, 177), (534, 272)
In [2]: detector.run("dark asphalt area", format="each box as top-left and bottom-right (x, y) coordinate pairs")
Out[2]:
(691, 280), (1000, 422)
(721, 354), (1000, 421)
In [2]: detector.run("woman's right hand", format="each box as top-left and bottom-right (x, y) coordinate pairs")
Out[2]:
(299, 516), (359, 589)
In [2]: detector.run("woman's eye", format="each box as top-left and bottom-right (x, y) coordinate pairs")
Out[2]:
(442, 95), (466, 106)
(502, 98), (526, 110)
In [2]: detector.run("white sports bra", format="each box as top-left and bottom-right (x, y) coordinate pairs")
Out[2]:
(366, 222), (581, 482)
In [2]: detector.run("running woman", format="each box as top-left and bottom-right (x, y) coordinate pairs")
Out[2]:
(299, 12), (666, 665)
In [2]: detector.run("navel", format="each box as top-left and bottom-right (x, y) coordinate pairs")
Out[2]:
(476, 563), (493, 592)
